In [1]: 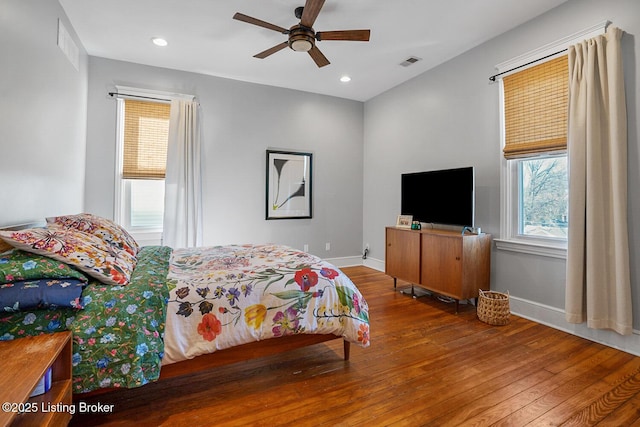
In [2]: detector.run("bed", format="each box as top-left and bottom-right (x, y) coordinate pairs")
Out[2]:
(0, 214), (370, 394)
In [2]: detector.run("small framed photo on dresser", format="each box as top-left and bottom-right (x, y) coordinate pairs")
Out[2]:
(396, 215), (413, 228)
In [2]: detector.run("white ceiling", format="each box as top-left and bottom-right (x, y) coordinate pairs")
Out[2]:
(59, 0), (568, 102)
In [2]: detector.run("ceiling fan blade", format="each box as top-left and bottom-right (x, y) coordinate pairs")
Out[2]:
(254, 42), (289, 59)
(233, 13), (288, 34)
(308, 46), (330, 68)
(316, 29), (371, 42)
(300, 0), (325, 28)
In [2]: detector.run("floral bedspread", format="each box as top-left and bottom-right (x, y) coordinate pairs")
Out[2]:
(162, 244), (370, 364)
(1, 244), (369, 392)
(0, 246), (172, 393)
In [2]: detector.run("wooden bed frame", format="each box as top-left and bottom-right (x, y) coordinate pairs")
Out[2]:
(158, 334), (350, 380)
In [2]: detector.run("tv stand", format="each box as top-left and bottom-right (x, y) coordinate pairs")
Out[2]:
(385, 226), (491, 313)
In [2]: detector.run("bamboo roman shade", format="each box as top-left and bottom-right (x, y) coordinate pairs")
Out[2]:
(122, 99), (170, 179)
(502, 55), (569, 159)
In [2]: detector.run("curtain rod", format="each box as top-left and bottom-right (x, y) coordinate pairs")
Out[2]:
(488, 48), (567, 82)
(108, 91), (171, 102)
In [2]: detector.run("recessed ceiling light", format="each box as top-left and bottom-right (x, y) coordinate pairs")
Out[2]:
(152, 37), (168, 47)
(340, 75), (351, 83)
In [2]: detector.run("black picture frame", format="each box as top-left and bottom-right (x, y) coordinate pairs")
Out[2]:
(266, 150), (313, 220)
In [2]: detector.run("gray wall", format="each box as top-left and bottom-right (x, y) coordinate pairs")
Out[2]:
(85, 58), (364, 258)
(0, 0), (88, 226)
(363, 0), (640, 328)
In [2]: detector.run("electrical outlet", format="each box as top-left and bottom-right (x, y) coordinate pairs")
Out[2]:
(303, 244), (309, 252)
(325, 242), (330, 251)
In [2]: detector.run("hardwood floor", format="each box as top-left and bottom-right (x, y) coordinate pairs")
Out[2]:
(70, 266), (640, 426)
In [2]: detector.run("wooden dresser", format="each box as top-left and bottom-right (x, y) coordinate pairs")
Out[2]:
(385, 226), (492, 312)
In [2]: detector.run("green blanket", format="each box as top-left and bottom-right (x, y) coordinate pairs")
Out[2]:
(0, 246), (172, 393)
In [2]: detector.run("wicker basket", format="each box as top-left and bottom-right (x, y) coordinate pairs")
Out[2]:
(477, 289), (510, 326)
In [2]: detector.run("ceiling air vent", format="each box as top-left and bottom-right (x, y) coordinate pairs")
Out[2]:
(399, 56), (421, 67)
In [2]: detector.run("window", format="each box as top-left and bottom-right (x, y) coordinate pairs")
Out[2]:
(495, 23), (608, 257)
(518, 155), (568, 238)
(498, 55), (569, 257)
(115, 96), (170, 243)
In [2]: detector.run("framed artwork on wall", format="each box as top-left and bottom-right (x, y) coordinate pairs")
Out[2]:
(266, 150), (313, 220)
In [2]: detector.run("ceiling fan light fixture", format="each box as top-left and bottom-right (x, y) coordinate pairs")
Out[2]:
(291, 39), (313, 52)
(288, 25), (315, 52)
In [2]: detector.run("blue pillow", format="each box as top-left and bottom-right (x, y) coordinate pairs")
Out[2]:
(0, 278), (85, 311)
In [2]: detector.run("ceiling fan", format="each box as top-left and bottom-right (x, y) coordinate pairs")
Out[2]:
(233, 0), (370, 68)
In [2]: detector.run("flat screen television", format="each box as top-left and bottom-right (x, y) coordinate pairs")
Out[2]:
(401, 166), (475, 227)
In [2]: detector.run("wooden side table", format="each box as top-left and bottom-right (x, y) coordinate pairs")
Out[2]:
(0, 332), (72, 427)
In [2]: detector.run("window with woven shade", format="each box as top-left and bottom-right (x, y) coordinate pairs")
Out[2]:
(496, 24), (607, 256)
(502, 55), (568, 159)
(114, 97), (171, 241)
(122, 99), (170, 179)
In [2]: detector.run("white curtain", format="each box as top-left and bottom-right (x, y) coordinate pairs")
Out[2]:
(163, 99), (203, 249)
(565, 26), (631, 335)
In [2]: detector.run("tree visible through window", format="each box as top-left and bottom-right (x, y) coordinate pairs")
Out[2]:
(519, 156), (568, 238)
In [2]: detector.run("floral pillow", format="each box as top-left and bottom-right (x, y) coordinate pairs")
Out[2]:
(46, 213), (139, 256)
(0, 249), (88, 311)
(0, 227), (137, 286)
(1, 278), (85, 311)
(0, 249), (88, 284)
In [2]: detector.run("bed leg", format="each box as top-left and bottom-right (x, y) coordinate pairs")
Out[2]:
(343, 340), (351, 361)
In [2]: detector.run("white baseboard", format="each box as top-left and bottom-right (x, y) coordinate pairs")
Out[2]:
(326, 256), (385, 270)
(324, 255), (369, 268)
(363, 257), (385, 272)
(510, 295), (640, 356)
(326, 256), (640, 356)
